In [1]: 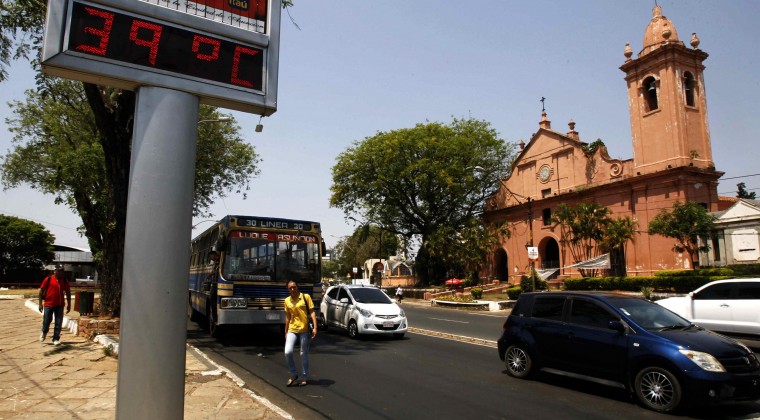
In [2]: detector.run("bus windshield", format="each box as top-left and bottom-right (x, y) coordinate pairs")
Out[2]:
(223, 231), (320, 284)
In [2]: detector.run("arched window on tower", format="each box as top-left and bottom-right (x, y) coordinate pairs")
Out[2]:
(644, 76), (658, 112)
(683, 72), (696, 107)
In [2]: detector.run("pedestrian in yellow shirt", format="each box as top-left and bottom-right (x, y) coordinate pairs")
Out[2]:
(284, 280), (317, 386)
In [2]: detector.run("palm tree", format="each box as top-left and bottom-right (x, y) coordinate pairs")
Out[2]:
(551, 202), (611, 277)
(600, 216), (638, 277)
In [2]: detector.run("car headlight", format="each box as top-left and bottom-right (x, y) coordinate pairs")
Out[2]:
(221, 298), (247, 308)
(357, 307), (373, 318)
(398, 308), (406, 318)
(679, 349), (726, 372)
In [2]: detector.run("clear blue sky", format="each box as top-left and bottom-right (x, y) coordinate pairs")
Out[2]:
(1, 0), (758, 250)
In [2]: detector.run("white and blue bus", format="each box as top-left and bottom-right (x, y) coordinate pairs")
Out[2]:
(188, 215), (324, 337)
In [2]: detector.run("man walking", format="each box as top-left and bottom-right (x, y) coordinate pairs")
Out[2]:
(39, 265), (71, 345)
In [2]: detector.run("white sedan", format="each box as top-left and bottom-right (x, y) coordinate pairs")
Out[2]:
(319, 284), (407, 339)
(656, 279), (760, 336)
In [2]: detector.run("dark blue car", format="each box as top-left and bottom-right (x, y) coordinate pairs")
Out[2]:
(497, 292), (760, 413)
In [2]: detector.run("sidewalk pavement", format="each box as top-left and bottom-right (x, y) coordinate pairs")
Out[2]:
(0, 298), (292, 419)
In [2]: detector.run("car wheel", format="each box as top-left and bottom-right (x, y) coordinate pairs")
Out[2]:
(504, 344), (533, 378)
(348, 320), (359, 339)
(634, 366), (682, 413)
(317, 314), (328, 332)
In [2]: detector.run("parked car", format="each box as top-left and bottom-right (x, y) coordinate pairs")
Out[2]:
(497, 291), (760, 413)
(656, 279), (760, 336)
(319, 284), (407, 339)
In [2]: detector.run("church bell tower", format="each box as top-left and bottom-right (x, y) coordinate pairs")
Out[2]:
(620, 5), (713, 174)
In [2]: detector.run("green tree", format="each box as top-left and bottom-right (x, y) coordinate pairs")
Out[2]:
(598, 216), (638, 277)
(426, 216), (509, 284)
(330, 117), (517, 283)
(321, 259), (339, 282)
(550, 202), (611, 277)
(737, 182), (756, 199)
(648, 201), (716, 270)
(333, 225), (400, 282)
(1, 79), (260, 315)
(0, 214), (55, 279)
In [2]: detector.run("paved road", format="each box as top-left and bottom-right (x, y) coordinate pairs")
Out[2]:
(188, 301), (760, 419)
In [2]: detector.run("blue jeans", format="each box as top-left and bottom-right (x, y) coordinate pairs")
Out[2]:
(284, 332), (311, 379)
(42, 306), (65, 341)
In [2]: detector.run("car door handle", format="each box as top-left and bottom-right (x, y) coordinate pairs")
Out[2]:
(720, 304), (730, 308)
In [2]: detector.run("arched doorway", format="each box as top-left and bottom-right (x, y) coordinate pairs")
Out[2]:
(493, 248), (508, 282)
(541, 238), (560, 279)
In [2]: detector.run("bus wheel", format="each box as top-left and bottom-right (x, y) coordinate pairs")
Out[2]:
(207, 304), (223, 338)
(188, 298), (200, 323)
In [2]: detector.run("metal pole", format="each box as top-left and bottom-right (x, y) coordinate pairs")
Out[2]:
(116, 86), (199, 419)
(528, 197), (535, 291)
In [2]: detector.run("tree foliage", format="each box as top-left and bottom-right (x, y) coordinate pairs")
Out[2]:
(0, 214), (55, 278)
(550, 202), (611, 277)
(737, 182), (756, 200)
(426, 216), (509, 284)
(647, 201), (716, 270)
(0, 0), (46, 82)
(598, 216), (638, 277)
(330, 117), (517, 283)
(1, 78), (260, 315)
(333, 225), (400, 281)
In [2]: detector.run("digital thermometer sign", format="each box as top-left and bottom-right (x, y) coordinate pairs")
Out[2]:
(68, 2), (264, 90)
(42, 0), (280, 115)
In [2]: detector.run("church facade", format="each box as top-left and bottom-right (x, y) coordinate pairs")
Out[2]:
(482, 6), (725, 284)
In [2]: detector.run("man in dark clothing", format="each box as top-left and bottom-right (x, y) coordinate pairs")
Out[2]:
(39, 265), (71, 345)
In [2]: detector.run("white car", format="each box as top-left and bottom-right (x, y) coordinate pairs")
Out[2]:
(319, 285), (408, 339)
(656, 279), (760, 336)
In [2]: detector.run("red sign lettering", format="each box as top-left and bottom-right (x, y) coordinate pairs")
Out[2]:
(129, 20), (163, 65)
(74, 7), (114, 56)
(192, 35), (221, 62)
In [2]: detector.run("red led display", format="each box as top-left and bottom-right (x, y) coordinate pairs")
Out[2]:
(67, 1), (264, 91)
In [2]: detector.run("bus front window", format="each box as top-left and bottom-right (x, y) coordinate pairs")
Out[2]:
(276, 241), (320, 284)
(223, 236), (275, 281)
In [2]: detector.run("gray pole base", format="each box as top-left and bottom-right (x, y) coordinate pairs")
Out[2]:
(116, 86), (199, 419)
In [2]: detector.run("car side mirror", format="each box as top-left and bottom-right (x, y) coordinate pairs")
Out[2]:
(608, 320), (626, 332)
(340, 298), (349, 304)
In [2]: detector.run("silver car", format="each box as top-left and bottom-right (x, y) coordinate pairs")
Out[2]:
(319, 285), (407, 339)
(656, 279), (760, 336)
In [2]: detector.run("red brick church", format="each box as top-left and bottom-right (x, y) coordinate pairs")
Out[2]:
(482, 5), (729, 284)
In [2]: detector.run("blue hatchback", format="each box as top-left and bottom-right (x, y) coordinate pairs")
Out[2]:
(497, 292), (760, 413)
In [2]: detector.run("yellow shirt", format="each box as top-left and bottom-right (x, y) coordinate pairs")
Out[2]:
(285, 293), (314, 333)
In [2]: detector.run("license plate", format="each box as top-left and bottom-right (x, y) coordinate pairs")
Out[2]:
(383, 321), (394, 328)
(266, 313), (281, 321)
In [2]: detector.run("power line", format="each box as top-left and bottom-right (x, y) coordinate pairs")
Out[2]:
(721, 173), (760, 181)
(0, 209), (80, 231)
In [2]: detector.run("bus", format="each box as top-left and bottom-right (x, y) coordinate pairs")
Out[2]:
(188, 215), (325, 337)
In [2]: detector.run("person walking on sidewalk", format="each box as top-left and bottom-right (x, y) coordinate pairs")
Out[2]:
(283, 280), (317, 387)
(38, 264), (71, 345)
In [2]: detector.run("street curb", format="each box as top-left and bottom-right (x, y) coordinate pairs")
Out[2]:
(408, 327), (498, 348)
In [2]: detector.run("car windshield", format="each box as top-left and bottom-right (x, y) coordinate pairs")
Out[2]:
(611, 297), (691, 331)
(349, 288), (393, 304)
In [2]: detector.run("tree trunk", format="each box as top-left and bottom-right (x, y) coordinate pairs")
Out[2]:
(83, 83), (134, 316)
